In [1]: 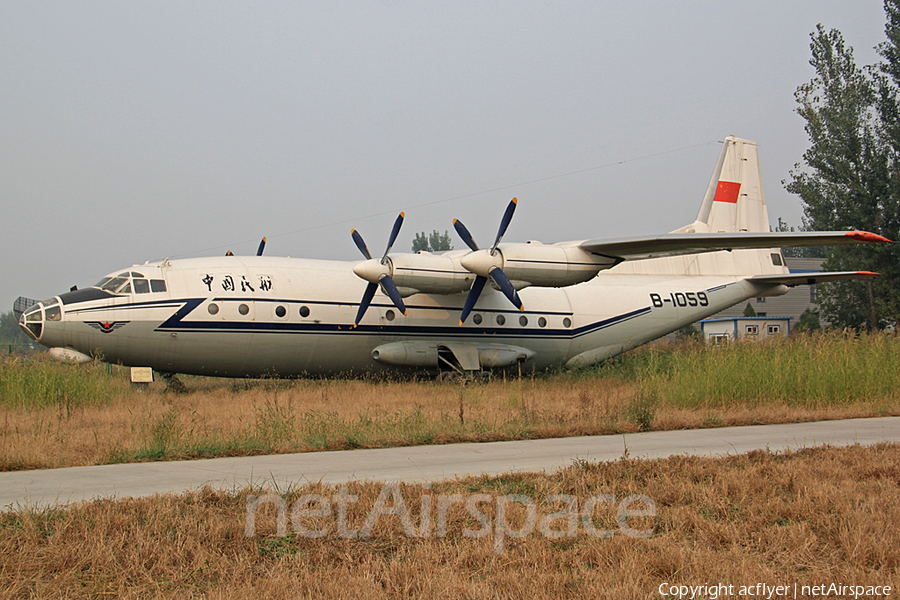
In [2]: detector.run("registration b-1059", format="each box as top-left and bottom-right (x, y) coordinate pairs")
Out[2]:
(649, 291), (708, 308)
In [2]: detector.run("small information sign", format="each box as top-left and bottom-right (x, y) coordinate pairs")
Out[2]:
(130, 367), (154, 384)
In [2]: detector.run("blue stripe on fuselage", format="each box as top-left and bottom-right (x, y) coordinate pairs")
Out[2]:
(73, 297), (653, 341)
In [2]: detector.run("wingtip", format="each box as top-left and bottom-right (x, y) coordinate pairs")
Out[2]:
(845, 231), (893, 243)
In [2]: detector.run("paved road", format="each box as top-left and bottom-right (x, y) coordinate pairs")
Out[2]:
(2, 417), (898, 510)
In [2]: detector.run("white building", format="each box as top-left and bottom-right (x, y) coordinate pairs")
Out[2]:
(699, 316), (792, 343)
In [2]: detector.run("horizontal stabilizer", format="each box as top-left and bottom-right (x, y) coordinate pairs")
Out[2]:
(578, 231), (891, 261)
(749, 271), (879, 287)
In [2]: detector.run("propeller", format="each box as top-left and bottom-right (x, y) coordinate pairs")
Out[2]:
(453, 198), (523, 324)
(226, 236), (267, 257)
(350, 212), (408, 327)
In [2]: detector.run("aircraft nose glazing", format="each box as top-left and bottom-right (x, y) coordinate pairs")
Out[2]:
(19, 298), (63, 342)
(20, 304), (44, 341)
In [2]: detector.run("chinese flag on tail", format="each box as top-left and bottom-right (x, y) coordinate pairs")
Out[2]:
(713, 181), (741, 204)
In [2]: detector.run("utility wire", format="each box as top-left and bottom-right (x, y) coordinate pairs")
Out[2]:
(176, 140), (719, 258)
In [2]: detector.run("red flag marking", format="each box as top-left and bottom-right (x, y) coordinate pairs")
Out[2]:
(713, 181), (741, 203)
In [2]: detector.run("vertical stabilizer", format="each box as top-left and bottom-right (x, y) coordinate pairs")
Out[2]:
(675, 136), (770, 234)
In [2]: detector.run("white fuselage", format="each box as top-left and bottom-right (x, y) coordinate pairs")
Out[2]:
(28, 252), (779, 377)
(21, 136), (880, 377)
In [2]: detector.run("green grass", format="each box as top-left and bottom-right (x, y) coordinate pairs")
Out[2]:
(0, 355), (129, 409)
(600, 331), (900, 408)
(7, 332), (898, 413)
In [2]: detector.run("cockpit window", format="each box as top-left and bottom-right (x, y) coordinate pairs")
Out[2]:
(93, 272), (167, 294)
(100, 277), (128, 292)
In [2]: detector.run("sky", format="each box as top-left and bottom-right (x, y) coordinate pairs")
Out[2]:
(0, 1), (890, 310)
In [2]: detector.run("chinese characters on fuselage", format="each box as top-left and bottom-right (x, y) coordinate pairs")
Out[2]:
(201, 274), (273, 293)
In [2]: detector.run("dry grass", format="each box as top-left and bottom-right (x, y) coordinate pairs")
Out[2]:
(2, 332), (899, 470)
(1, 373), (894, 471)
(2, 443), (898, 598)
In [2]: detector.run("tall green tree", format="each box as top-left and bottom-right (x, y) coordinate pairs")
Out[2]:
(772, 217), (826, 258)
(787, 11), (900, 330)
(873, 0), (900, 323)
(411, 230), (453, 253)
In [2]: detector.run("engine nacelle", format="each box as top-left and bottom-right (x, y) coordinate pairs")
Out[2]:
(497, 242), (617, 288)
(364, 243), (618, 298)
(387, 251), (474, 296)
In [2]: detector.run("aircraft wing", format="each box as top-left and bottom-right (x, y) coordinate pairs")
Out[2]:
(577, 231), (890, 261)
(749, 271), (879, 286)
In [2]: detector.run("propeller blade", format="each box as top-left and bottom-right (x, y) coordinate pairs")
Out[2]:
(354, 282), (378, 327)
(459, 275), (487, 325)
(351, 213), (406, 325)
(351, 229), (373, 260)
(256, 237), (267, 256)
(382, 212), (405, 262)
(379, 276), (408, 316)
(488, 267), (524, 311)
(225, 250), (234, 256)
(453, 218), (480, 252)
(491, 197), (517, 252)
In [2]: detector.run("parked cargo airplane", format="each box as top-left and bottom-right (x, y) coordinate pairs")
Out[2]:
(19, 137), (891, 377)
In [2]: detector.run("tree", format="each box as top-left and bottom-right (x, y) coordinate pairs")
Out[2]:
(794, 308), (822, 333)
(873, 0), (900, 324)
(743, 302), (757, 317)
(412, 230), (453, 253)
(787, 11), (900, 330)
(772, 217), (827, 258)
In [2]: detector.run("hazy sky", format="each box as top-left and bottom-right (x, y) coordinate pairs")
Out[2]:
(0, 1), (889, 310)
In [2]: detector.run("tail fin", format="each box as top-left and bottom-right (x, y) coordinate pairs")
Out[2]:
(613, 135), (784, 277)
(674, 136), (770, 234)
